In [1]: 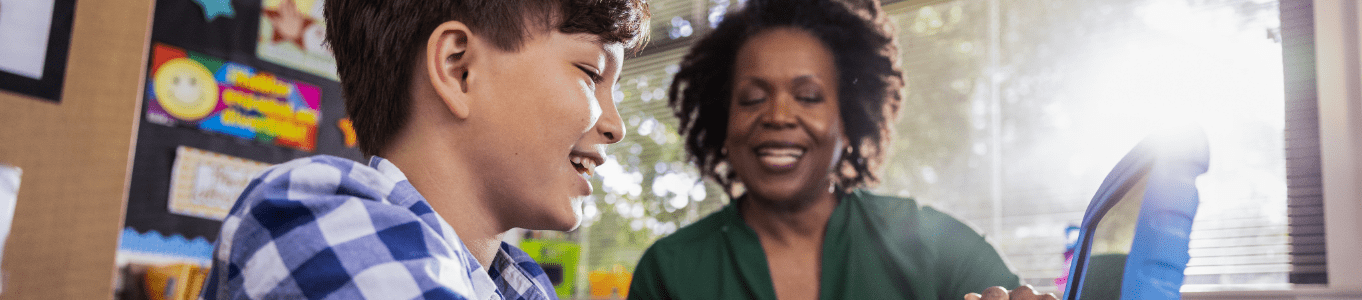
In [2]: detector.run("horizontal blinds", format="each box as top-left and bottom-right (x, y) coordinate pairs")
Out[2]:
(1280, 0), (1327, 285)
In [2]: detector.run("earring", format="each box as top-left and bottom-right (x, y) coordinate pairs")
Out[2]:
(828, 176), (842, 193)
(833, 147), (852, 193)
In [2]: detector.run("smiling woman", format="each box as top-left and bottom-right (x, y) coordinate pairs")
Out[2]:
(624, 0), (1042, 299)
(724, 27), (845, 212)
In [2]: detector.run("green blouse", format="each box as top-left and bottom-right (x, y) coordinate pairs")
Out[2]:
(627, 190), (1020, 300)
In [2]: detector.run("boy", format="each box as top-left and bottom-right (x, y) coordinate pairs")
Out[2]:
(199, 0), (648, 299)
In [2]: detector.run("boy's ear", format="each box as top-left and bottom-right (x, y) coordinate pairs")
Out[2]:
(426, 21), (474, 119)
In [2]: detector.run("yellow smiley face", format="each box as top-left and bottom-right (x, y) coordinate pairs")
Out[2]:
(154, 58), (219, 121)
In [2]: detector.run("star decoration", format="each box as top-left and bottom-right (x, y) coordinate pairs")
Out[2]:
(191, 0), (236, 21)
(262, 0), (313, 50)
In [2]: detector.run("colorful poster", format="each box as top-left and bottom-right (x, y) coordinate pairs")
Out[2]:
(257, 0), (336, 81)
(146, 43), (321, 152)
(167, 146), (270, 221)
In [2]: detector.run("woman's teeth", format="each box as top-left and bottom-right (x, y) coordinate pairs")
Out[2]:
(757, 147), (804, 168)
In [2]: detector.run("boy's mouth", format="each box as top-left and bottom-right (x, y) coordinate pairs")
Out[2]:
(570, 154), (600, 177)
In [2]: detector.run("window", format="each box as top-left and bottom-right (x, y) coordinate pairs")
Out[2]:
(878, 0), (1287, 292)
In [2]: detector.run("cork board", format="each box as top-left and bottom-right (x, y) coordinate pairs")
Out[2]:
(0, 0), (154, 298)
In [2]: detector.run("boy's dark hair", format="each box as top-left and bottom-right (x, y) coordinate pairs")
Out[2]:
(668, 0), (903, 195)
(324, 0), (650, 156)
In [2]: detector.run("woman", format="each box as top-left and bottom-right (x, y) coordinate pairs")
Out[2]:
(628, 0), (1048, 299)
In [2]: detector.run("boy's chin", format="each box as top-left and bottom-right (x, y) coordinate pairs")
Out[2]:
(562, 217), (583, 232)
(527, 202), (582, 232)
(559, 196), (587, 232)
(537, 214), (581, 232)
(558, 204), (585, 232)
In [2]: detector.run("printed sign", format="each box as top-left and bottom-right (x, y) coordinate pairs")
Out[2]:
(167, 146), (271, 220)
(146, 43), (321, 152)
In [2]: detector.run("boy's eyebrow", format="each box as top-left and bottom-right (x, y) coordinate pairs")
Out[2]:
(603, 43), (620, 71)
(569, 34), (611, 55)
(569, 33), (624, 81)
(570, 33), (608, 46)
(597, 42), (624, 81)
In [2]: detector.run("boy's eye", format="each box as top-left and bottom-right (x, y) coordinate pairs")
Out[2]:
(577, 65), (604, 84)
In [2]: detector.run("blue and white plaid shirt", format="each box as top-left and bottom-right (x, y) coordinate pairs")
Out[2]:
(199, 155), (558, 300)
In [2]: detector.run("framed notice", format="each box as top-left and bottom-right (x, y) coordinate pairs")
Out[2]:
(168, 146), (270, 220)
(0, 0), (76, 101)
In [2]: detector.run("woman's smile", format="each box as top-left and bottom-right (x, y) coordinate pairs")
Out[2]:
(754, 143), (806, 171)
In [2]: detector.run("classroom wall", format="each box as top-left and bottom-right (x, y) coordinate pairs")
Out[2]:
(0, 0), (153, 298)
(0, 0), (1357, 299)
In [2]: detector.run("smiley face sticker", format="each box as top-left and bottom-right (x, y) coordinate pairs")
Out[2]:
(154, 58), (219, 121)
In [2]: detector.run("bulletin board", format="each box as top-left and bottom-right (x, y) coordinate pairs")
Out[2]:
(117, 0), (361, 280)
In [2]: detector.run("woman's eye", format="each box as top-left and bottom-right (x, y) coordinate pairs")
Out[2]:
(738, 96), (766, 106)
(795, 88), (822, 103)
(737, 89), (767, 106)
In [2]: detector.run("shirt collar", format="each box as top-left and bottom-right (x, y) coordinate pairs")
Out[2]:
(368, 155), (409, 182)
(365, 155), (553, 300)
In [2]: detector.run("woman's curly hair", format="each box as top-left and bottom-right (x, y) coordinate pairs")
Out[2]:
(668, 0), (903, 196)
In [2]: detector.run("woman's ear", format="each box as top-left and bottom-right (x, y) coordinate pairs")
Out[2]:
(426, 21), (474, 119)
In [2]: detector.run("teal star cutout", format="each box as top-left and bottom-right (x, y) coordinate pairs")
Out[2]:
(191, 0), (235, 21)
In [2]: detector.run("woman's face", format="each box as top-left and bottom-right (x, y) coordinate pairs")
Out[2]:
(725, 27), (845, 207)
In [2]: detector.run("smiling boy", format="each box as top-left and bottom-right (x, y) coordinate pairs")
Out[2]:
(198, 1), (648, 299)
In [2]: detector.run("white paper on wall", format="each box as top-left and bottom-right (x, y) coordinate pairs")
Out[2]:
(0, 164), (21, 293)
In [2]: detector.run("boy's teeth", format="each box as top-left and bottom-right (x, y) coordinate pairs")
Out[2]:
(581, 160), (596, 176)
(570, 156), (596, 176)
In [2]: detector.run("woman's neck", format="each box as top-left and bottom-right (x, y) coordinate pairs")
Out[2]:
(742, 189), (841, 300)
(739, 190), (841, 246)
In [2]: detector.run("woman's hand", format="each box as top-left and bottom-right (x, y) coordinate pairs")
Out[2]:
(964, 285), (1058, 300)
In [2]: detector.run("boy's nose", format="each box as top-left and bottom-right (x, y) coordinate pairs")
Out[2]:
(596, 96), (626, 144)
